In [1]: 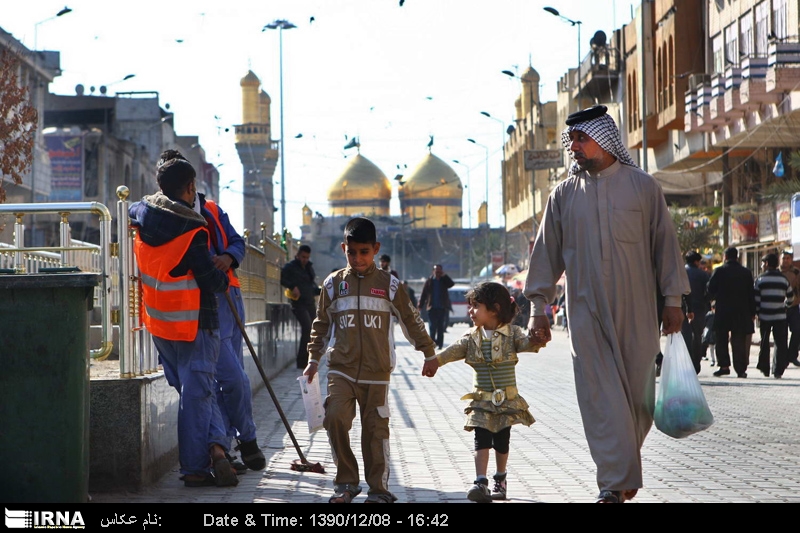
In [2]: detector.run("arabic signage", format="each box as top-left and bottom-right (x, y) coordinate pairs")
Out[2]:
(524, 149), (562, 170)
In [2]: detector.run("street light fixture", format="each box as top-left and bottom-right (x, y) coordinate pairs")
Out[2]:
(452, 159), (473, 282)
(544, 6), (582, 99)
(34, 6), (73, 50)
(467, 138), (491, 279)
(263, 19), (297, 233)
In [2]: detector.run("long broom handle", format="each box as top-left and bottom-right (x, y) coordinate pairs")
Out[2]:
(224, 291), (310, 465)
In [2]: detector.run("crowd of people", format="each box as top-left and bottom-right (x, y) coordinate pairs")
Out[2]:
(132, 106), (798, 504)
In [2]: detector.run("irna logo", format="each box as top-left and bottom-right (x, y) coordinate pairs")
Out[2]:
(5, 509), (85, 529)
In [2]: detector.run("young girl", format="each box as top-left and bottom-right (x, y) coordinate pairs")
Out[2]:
(434, 281), (542, 503)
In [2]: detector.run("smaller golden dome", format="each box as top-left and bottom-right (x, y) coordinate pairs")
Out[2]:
(400, 153), (463, 229)
(401, 153), (462, 200)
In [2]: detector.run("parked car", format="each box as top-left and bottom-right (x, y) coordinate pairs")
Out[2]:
(448, 284), (471, 326)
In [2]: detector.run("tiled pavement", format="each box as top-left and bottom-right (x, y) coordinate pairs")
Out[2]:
(90, 324), (800, 504)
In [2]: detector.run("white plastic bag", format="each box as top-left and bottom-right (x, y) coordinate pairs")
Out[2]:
(298, 375), (325, 433)
(654, 333), (714, 439)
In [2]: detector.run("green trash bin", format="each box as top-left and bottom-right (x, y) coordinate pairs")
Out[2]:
(0, 273), (100, 503)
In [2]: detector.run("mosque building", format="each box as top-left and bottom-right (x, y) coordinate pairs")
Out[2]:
(299, 144), (521, 281)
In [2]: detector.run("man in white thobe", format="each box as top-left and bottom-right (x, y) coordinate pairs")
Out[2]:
(524, 105), (689, 503)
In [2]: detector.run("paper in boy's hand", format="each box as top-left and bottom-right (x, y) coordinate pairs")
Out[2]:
(298, 375), (325, 433)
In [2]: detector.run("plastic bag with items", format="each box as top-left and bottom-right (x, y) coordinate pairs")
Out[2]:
(654, 333), (714, 439)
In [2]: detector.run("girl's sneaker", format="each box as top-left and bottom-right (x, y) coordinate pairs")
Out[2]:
(467, 478), (492, 503)
(491, 473), (507, 500)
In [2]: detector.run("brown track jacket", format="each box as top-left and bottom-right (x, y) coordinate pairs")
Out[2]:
(309, 263), (436, 384)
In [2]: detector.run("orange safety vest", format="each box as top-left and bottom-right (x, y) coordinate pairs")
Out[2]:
(134, 227), (206, 341)
(204, 200), (241, 288)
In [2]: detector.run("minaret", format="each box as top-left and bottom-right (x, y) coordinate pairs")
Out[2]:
(234, 70), (279, 240)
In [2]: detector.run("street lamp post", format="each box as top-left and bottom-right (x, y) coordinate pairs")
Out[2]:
(480, 111), (508, 262)
(452, 159), (473, 283)
(34, 6), (72, 50)
(263, 19), (296, 233)
(467, 138), (490, 279)
(501, 69), (541, 242)
(544, 6), (582, 102)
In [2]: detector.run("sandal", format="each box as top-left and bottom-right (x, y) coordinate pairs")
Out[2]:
(364, 492), (398, 503)
(329, 484), (362, 503)
(212, 457), (240, 487)
(595, 490), (623, 503)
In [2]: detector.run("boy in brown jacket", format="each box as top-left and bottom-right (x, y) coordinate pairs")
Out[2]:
(303, 217), (439, 503)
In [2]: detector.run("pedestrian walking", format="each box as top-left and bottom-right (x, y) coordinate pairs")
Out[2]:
(707, 246), (756, 378)
(754, 253), (792, 378)
(702, 303), (717, 366)
(419, 264), (455, 349)
(303, 217), (438, 503)
(524, 104), (689, 503)
(434, 281), (542, 503)
(682, 250), (711, 374)
(281, 245), (320, 369)
(780, 250), (800, 366)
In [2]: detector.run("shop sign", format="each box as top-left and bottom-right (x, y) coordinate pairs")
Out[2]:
(777, 201), (791, 242)
(792, 194), (800, 255)
(524, 149), (562, 170)
(758, 202), (776, 242)
(729, 204), (758, 244)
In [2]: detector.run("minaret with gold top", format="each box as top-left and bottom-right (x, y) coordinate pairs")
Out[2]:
(234, 70), (279, 239)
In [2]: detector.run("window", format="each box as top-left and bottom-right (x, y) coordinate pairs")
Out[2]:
(725, 22), (739, 67)
(773, 0), (788, 40)
(712, 34), (724, 74)
(740, 12), (753, 58)
(668, 36), (674, 106)
(755, 2), (769, 56)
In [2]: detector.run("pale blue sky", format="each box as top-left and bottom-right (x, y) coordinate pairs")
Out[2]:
(5, 0), (627, 235)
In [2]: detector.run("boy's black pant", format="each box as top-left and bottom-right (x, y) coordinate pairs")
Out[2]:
(324, 375), (392, 496)
(291, 303), (316, 369)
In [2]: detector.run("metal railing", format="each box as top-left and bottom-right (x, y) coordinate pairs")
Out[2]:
(0, 187), (295, 378)
(0, 202), (114, 362)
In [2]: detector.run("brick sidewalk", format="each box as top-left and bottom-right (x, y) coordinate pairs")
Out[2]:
(90, 323), (800, 503)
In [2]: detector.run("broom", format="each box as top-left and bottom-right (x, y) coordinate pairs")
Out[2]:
(224, 291), (325, 474)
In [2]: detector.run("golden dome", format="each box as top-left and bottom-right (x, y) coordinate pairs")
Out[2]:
(401, 153), (462, 200)
(328, 154), (391, 217)
(400, 153), (463, 229)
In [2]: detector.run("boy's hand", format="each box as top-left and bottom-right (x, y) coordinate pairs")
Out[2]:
(303, 362), (318, 383)
(422, 359), (439, 378)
